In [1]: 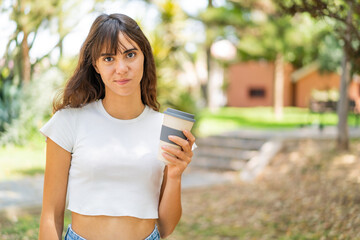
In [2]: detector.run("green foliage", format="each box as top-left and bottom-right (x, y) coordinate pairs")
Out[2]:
(0, 0), (107, 147)
(150, 0), (200, 114)
(0, 80), (22, 133)
(0, 67), (65, 146)
(57, 56), (78, 81)
(238, 12), (329, 68)
(276, 0), (360, 73)
(0, 60), (21, 133)
(199, 1), (347, 71)
(318, 33), (343, 73)
(199, 6), (250, 27)
(0, 0), (107, 88)
(159, 89), (199, 115)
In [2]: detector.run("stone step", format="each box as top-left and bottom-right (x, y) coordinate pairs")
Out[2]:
(194, 147), (258, 161)
(196, 137), (265, 150)
(191, 133), (267, 171)
(191, 155), (247, 171)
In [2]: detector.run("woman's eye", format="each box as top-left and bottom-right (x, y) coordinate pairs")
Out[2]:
(104, 57), (113, 62)
(127, 52), (136, 58)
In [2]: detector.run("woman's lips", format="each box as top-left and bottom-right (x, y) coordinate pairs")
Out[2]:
(114, 79), (130, 85)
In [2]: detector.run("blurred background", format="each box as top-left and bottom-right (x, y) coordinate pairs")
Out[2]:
(1, 0), (360, 239)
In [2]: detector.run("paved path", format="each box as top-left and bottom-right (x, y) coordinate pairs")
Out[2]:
(0, 169), (240, 217)
(1, 126), (360, 218)
(0, 169), (239, 211)
(222, 125), (360, 140)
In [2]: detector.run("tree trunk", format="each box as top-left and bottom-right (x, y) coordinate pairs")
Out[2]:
(273, 53), (284, 120)
(337, 49), (351, 150)
(201, 46), (211, 106)
(21, 31), (31, 84)
(337, 7), (352, 151)
(202, 0), (213, 107)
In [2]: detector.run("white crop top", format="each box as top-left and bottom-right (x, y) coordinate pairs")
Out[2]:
(39, 99), (165, 218)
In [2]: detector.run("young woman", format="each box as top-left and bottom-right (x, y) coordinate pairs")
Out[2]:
(38, 13), (196, 240)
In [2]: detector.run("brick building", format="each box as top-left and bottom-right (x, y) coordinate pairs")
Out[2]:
(226, 61), (360, 108)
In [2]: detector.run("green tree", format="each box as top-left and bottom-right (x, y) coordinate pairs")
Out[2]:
(1, 0), (107, 85)
(3, 0), (65, 85)
(0, 0), (107, 145)
(276, 0), (360, 150)
(148, 0), (199, 113)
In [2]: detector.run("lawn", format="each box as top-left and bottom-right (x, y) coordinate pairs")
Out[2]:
(0, 133), (46, 181)
(1, 139), (360, 239)
(194, 107), (360, 137)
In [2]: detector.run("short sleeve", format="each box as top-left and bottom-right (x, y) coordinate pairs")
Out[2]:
(39, 108), (77, 153)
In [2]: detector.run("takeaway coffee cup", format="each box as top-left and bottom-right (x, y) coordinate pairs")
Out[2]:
(158, 108), (196, 164)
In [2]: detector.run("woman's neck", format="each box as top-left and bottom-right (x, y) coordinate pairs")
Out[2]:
(101, 94), (145, 120)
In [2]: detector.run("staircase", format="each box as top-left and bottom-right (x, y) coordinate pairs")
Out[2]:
(192, 133), (270, 171)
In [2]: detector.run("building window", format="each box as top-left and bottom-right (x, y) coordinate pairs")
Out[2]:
(249, 88), (266, 98)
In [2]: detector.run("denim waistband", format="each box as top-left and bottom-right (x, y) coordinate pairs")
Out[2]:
(65, 224), (86, 240)
(144, 224), (160, 240)
(64, 223), (160, 240)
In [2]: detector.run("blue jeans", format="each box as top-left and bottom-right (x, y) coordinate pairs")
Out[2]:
(64, 224), (160, 240)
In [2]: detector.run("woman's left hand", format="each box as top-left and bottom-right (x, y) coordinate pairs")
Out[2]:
(161, 130), (196, 179)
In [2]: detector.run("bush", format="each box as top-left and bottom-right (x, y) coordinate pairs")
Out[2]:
(0, 79), (22, 133)
(0, 68), (65, 146)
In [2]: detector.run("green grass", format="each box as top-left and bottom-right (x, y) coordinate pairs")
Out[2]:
(0, 210), (335, 240)
(194, 107), (360, 137)
(0, 133), (46, 181)
(0, 210), (72, 239)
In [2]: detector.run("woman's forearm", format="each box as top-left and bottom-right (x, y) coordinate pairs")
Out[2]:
(39, 214), (64, 240)
(157, 176), (182, 238)
(157, 131), (196, 238)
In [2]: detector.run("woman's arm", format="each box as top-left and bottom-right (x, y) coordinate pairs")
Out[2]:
(157, 130), (195, 238)
(39, 138), (71, 240)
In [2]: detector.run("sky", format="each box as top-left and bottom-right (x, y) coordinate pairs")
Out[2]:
(0, 0), (217, 62)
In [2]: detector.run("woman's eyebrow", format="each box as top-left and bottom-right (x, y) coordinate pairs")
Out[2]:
(122, 48), (138, 54)
(100, 47), (138, 56)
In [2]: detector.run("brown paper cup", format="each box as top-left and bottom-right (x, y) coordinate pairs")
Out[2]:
(158, 108), (195, 164)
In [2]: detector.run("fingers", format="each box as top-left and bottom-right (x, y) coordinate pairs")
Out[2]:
(168, 130), (196, 154)
(161, 145), (191, 163)
(162, 131), (196, 173)
(184, 130), (196, 146)
(162, 152), (190, 168)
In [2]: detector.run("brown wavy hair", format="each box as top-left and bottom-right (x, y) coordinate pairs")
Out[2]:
(53, 13), (159, 113)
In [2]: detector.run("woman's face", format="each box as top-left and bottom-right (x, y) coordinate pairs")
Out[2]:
(94, 33), (144, 99)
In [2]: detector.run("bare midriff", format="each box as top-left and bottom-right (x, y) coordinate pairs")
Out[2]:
(71, 212), (157, 240)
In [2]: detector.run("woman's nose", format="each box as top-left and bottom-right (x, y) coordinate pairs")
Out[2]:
(115, 60), (128, 74)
